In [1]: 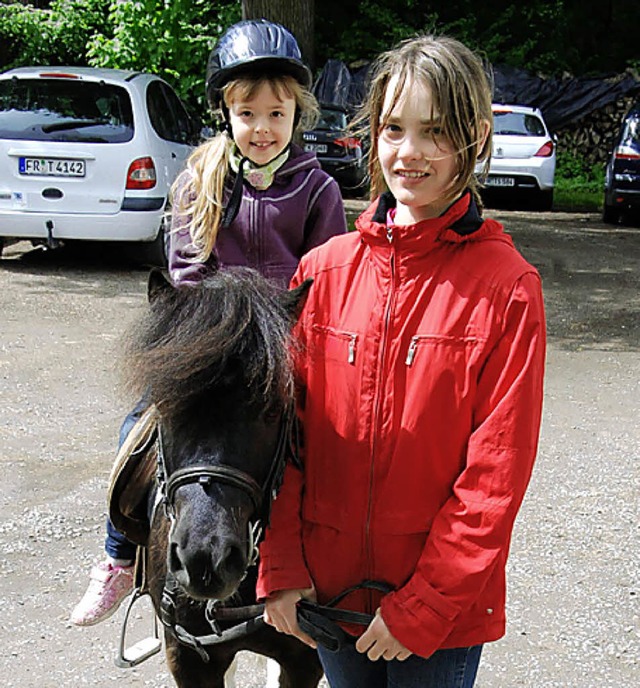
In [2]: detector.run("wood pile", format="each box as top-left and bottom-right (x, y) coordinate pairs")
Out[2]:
(555, 95), (638, 168)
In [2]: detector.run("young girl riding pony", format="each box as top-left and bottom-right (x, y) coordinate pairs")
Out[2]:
(71, 19), (346, 627)
(260, 34), (546, 688)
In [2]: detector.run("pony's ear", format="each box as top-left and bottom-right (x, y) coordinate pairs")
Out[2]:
(281, 278), (313, 323)
(147, 268), (173, 303)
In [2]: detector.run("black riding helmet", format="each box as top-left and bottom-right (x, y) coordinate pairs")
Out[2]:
(206, 19), (312, 109)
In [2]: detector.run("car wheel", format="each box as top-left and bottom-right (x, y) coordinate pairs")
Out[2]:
(133, 221), (168, 268)
(602, 205), (620, 225)
(0, 237), (4, 258)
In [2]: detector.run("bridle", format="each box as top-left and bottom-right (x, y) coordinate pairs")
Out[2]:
(153, 400), (297, 660)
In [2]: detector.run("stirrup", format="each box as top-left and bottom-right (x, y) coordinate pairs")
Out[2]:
(114, 587), (162, 668)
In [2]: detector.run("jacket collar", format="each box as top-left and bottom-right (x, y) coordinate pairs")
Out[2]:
(368, 190), (483, 236)
(356, 191), (511, 276)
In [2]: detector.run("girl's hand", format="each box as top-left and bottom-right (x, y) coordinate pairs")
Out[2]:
(263, 587), (318, 649)
(355, 608), (412, 661)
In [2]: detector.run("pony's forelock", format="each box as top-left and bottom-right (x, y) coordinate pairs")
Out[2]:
(122, 269), (293, 419)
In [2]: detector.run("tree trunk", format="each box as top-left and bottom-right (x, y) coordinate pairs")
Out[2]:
(241, 0), (316, 70)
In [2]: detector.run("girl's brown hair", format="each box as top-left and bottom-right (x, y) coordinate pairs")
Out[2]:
(171, 74), (319, 263)
(359, 34), (493, 206)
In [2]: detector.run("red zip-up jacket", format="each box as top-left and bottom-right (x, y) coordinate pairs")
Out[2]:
(257, 191), (546, 658)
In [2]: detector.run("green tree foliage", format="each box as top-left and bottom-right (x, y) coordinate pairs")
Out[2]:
(1, 0), (637, 113)
(0, 0), (110, 68)
(0, 0), (240, 115)
(86, 0), (240, 113)
(314, 0), (638, 76)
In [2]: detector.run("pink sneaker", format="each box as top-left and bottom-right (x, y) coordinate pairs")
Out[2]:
(70, 561), (134, 626)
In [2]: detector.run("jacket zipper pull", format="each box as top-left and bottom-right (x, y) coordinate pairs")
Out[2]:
(348, 334), (357, 364)
(386, 226), (393, 244)
(405, 337), (418, 366)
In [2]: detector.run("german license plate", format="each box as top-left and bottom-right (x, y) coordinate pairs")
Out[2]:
(19, 157), (86, 178)
(485, 176), (515, 187)
(304, 143), (328, 154)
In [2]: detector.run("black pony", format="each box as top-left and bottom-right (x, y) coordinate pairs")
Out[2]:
(114, 267), (321, 688)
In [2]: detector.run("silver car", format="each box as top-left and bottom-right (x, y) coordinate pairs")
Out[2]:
(479, 104), (556, 210)
(0, 67), (199, 263)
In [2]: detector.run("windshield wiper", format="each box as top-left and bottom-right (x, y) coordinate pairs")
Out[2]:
(42, 118), (106, 133)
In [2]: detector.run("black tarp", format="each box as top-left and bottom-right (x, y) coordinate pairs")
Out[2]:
(491, 65), (640, 130)
(312, 59), (369, 115)
(313, 59), (640, 130)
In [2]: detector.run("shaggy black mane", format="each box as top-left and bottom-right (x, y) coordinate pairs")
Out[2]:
(123, 268), (294, 420)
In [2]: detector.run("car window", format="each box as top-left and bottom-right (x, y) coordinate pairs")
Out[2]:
(147, 80), (193, 145)
(161, 83), (195, 144)
(494, 112), (546, 137)
(317, 108), (348, 131)
(0, 78), (134, 143)
(622, 115), (639, 145)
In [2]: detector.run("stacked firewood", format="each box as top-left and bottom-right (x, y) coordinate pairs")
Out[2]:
(555, 95), (638, 167)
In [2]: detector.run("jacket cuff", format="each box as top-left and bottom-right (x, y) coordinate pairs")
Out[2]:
(257, 554), (312, 600)
(380, 583), (460, 658)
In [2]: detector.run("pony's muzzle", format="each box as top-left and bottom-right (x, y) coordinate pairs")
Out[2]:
(168, 534), (247, 600)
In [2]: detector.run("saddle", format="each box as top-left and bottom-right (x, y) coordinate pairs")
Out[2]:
(107, 405), (159, 547)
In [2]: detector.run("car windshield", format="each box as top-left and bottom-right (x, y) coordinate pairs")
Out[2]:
(0, 77), (134, 143)
(317, 108), (348, 131)
(493, 111), (546, 137)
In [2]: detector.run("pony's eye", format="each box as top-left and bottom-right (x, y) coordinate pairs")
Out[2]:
(263, 407), (281, 424)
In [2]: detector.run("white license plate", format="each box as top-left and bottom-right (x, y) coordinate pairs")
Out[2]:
(19, 157), (86, 178)
(304, 143), (328, 154)
(485, 176), (515, 187)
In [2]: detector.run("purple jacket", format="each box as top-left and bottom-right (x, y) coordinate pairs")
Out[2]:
(168, 144), (347, 287)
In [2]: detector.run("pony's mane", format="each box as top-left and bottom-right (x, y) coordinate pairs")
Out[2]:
(123, 268), (293, 419)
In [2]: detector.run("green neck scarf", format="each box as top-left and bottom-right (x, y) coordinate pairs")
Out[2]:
(229, 147), (291, 190)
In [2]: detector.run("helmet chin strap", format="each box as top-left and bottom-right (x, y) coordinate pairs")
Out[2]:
(220, 154), (249, 229)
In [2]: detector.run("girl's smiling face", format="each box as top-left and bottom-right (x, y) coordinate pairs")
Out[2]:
(378, 76), (459, 225)
(228, 81), (297, 165)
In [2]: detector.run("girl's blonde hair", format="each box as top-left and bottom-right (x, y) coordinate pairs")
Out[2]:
(171, 74), (319, 263)
(359, 34), (493, 206)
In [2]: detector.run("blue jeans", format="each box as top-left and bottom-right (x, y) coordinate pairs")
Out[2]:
(104, 395), (149, 561)
(317, 643), (483, 688)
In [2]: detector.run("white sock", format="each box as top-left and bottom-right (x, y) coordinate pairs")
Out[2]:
(108, 556), (134, 568)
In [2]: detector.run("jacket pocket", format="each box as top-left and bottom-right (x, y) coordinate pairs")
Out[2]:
(404, 333), (484, 367)
(310, 324), (358, 365)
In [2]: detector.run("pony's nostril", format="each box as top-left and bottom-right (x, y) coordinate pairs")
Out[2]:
(222, 542), (245, 575)
(169, 542), (183, 572)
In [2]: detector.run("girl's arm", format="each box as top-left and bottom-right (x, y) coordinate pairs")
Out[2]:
(303, 175), (348, 252)
(257, 266), (313, 599)
(167, 171), (218, 287)
(380, 271), (546, 657)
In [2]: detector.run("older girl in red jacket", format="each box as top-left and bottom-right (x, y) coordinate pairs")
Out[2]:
(259, 34), (546, 688)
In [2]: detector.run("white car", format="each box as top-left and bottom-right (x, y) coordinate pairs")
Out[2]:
(478, 103), (556, 210)
(0, 66), (199, 263)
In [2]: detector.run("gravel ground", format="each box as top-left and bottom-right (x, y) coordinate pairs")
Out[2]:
(0, 206), (638, 687)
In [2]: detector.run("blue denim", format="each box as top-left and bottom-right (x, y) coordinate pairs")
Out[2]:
(317, 642), (483, 688)
(104, 395), (150, 561)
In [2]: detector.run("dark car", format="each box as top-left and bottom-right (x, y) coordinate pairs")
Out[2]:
(302, 104), (367, 194)
(603, 102), (640, 224)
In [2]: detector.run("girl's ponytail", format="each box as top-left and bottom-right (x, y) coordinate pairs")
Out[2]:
(172, 132), (233, 263)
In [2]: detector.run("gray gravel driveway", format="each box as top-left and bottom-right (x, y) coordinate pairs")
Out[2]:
(0, 206), (638, 687)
